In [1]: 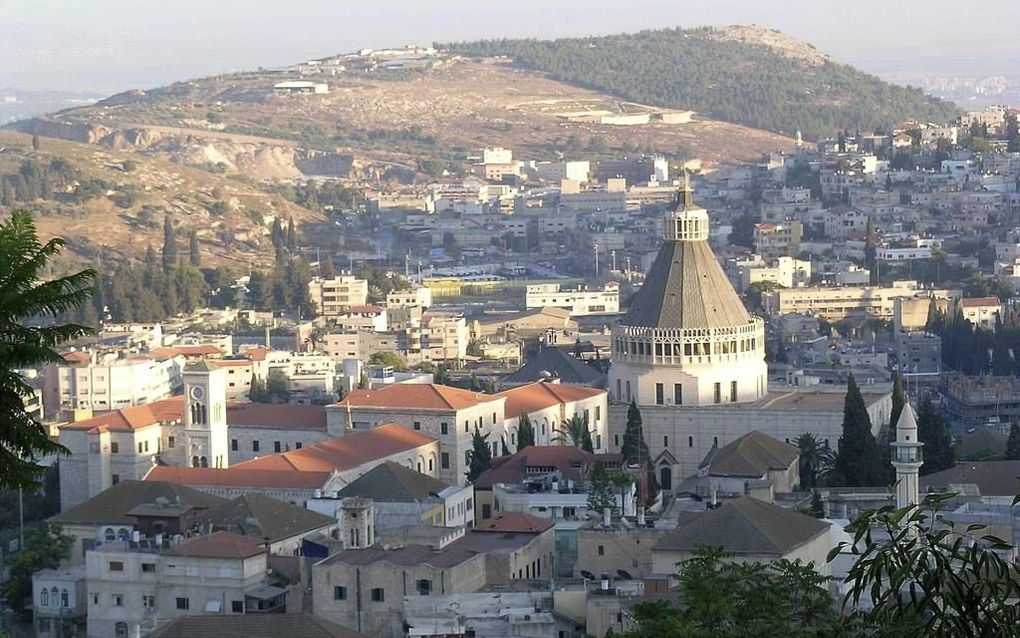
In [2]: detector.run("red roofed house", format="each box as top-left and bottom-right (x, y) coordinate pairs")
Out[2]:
(144, 424), (439, 504)
(494, 380), (608, 452)
(959, 296), (1002, 330)
(329, 384), (506, 486)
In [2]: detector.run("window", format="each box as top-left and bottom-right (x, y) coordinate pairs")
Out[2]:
(416, 579), (432, 596)
(596, 435), (602, 450)
(231, 439), (238, 451)
(428, 458), (433, 471)
(138, 442), (143, 453)
(141, 563), (155, 573)
(115, 622), (128, 638)
(111, 593), (121, 607)
(614, 434), (619, 447)
(730, 380), (738, 402)
(674, 383), (683, 405)
(713, 436), (719, 447)
(464, 421), (469, 433)
(109, 561), (124, 572)
(252, 440), (260, 452)
(441, 453), (449, 469)
(440, 422), (448, 435)
(334, 586), (347, 600)
(111, 474), (120, 485)
(295, 442), (302, 449)
(663, 435), (669, 447)
(413, 421), (421, 431)
(176, 597), (190, 610)
(110, 442), (119, 454)
(655, 383), (664, 405)
(370, 588), (385, 602)
(598, 545), (605, 556)
(168, 436), (175, 448)
(143, 595), (155, 608)
(40, 588), (48, 606)
(688, 436), (693, 448)
(595, 406), (601, 421)
(232, 600), (244, 613)
(274, 441), (281, 453)
(92, 593), (99, 606)
(714, 382), (722, 404)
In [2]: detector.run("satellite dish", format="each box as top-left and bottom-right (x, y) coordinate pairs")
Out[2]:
(580, 570), (596, 580)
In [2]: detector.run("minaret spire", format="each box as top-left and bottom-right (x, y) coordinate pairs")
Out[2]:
(891, 401), (923, 509)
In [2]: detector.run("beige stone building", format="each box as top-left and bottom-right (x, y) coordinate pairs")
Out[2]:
(308, 275), (369, 318)
(763, 282), (959, 321)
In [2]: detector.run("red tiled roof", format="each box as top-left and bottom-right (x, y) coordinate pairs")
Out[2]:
(165, 531), (266, 559)
(240, 347), (270, 362)
(336, 384), (500, 411)
(346, 305), (384, 314)
(236, 423), (436, 473)
(214, 359), (254, 368)
(959, 297), (1000, 308)
(474, 512), (554, 534)
(61, 397), (184, 434)
(225, 402), (327, 430)
(144, 466), (331, 490)
(495, 382), (604, 419)
(474, 445), (608, 489)
(61, 351), (92, 363)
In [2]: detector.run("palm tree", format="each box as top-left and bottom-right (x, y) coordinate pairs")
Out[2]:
(1, 211), (95, 489)
(795, 432), (834, 489)
(554, 413), (593, 452)
(610, 471), (634, 516)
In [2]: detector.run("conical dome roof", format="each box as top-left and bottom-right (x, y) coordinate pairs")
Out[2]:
(622, 180), (751, 331)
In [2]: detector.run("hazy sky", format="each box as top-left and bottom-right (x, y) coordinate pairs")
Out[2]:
(1, 0), (1017, 94)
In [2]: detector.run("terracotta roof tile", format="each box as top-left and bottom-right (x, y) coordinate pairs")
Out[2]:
(61, 397), (185, 434)
(495, 382), (604, 419)
(336, 384), (501, 411)
(236, 424), (437, 473)
(225, 403), (327, 430)
(165, 531), (266, 559)
(61, 351), (92, 363)
(151, 345), (223, 358)
(959, 297), (1000, 308)
(144, 466), (332, 490)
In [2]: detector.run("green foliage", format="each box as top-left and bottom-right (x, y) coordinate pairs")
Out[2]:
(585, 465), (616, 514)
(0, 464), (60, 530)
(916, 394), (954, 475)
(162, 215), (178, 268)
(445, 28), (959, 140)
(622, 547), (839, 638)
(0, 525), (72, 619)
(833, 494), (1020, 636)
(890, 373), (905, 430)
(368, 351), (408, 372)
(809, 490), (825, 518)
(516, 414), (535, 450)
(795, 432), (833, 489)
(621, 400), (649, 464)
(1007, 424), (1020, 461)
(834, 374), (886, 487)
(466, 427), (492, 482)
(728, 213), (757, 249)
(188, 230), (201, 267)
(0, 212), (94, 488)
(121, 159), (138, 172)
(78, 260), (210, 324)
(554, 413), (593, 452)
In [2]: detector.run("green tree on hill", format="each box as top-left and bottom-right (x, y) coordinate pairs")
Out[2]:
(621, 400), (649, 465)
(162, 215), (178, 269)
(466, 427), (493, 482)
(516, 414), (535, 450)
(916, 394), (954, 475)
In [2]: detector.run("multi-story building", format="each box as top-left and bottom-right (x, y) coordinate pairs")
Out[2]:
(85, 532), (284, 638)
(535, 160), (590, 183)
(311, 513), (555, 637)
(959, 296), (1002, 330)
(753, 221), (803, 258)
(386, 285), (433, 309)
(494, 380), (609, 452)
(33, 566), (87, 638)
(307, 275), (369, 318)
(525, 283), (620, 316)
(732, 255), (811, 292)
(330, 384), (506, 486)
(763, 282), (959, 321)
(44, 352), (185, 420)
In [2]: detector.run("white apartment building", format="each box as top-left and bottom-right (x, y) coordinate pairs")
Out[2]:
(536, 160), (590, 183)
(307, 275), (369, 318)
(525, 282), (620, 316)
(763, 282), (959, 321)
(482, 147), (513, 165)
(959, 296), (1002, 330)
(734, 256), (811, 292)
(84, 532), (278, 638)
(387, 285), (433, 308)
(44, 353), (184, 420)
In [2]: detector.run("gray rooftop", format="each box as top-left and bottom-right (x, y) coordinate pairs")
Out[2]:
(337, 461), (451, 503)
(50, 480), (227, 526)
(653, 496), (829, 556)
(201, 493), (334, 543)
(622, 232), (751, 330)
(704, 431), (799, 478)
(502, 347), (605, 387)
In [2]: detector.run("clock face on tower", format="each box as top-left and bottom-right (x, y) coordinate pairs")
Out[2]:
(189, 386), (205, 401)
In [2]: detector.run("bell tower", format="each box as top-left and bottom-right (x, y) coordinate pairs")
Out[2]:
(183, 361), (229, 469)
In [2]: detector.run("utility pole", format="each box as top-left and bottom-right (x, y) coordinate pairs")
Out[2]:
(611, 250), (617, 272)
(593, 241), (599, 276)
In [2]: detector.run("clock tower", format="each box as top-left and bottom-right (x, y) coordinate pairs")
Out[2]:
(183, 361), (229, 469)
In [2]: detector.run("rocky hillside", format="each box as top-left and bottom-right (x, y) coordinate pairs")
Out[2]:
(0, 130), (321, 269)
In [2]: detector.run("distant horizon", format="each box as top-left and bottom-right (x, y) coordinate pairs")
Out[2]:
(2, 1), (1017, 96)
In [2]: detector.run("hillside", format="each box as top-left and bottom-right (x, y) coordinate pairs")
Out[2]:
(10, 57), (793, 178)
(0, 130), (322, 269)
(444, 26), (961, 140)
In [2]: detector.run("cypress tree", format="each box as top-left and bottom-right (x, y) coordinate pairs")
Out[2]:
(162, 215), (178, 269)
(466, 427), (492, 482)
(917, 394), (954, 475)
(621, 400), (650, 465)
(517, 415), (535, 449)
(189, 230), (201, 268)
(834, 374), (884, 486)
(890, 373), (905, 430)
(321, 255), (336, 278)
(286, 217), (297, 252)
(1006, 424), (1020, 461)
(809, 490), (825, 518)
(581, 425), (594, 454)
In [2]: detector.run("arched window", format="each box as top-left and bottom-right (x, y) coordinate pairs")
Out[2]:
(40, 588), (49, 606)
(105, 528), (116, 541)
(192, 456), (199, 467)
(200, 456), (208, 468)
(118, 528), (129, 540)
(115, 621), (129, 637)
(61, 589), (69, 607)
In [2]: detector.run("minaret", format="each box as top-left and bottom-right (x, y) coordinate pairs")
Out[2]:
(890, 402), (923, 508)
